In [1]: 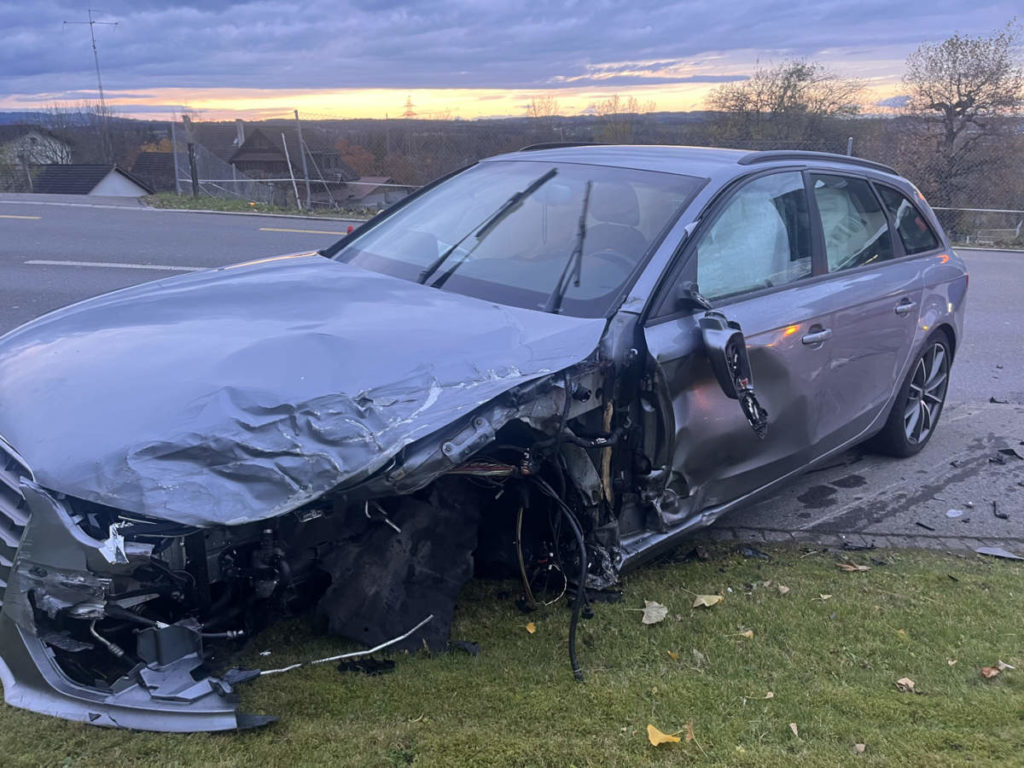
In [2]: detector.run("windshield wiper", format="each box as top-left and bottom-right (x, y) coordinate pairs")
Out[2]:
(544, 180), (592, 314)
(417, 168), (558, 285)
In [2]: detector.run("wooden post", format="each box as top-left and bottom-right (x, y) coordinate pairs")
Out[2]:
(281, 132), (302, 210)
(182, 115), (199, 198)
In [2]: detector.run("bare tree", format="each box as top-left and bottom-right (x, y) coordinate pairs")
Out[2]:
(706, 60), (862, 145)
(526, 94), (560, 120)
(593, 94), (656, 143)
(903, 21), (1024, 201)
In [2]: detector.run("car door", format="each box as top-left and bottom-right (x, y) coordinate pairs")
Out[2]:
(805, 172), (924, 452)
(643, 170), (838, 516)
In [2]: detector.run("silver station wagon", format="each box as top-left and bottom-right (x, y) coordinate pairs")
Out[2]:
(0, 145), (966, 730)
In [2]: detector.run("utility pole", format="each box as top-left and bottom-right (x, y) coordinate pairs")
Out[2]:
(182, 115), (200, 198)
(64, 9), (118, 164)
(294, 110), (311, 210)
(170, 121), (182, 195)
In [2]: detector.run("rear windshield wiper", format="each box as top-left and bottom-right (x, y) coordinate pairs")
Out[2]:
(544, 180), (592, 314)
(417, 168), (558, 285)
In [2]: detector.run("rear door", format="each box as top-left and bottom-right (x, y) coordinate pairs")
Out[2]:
(643, 171), (836, 512)
(806, 172), (924, 452)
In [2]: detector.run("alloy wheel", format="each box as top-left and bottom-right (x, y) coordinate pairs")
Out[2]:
(903, 342), (948, 445)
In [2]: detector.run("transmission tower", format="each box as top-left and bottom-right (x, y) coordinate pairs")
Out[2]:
(64, 9), (118, 162)
(402, 96), (416, 119)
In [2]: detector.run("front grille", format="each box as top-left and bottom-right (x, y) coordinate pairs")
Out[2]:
(0, 438), (32, 609)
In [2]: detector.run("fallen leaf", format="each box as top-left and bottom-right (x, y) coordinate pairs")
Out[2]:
(789, 722), (799, 737)
(739, 629), (754, 639)
(895, 677), (915, 693)
(647, 724), (680, 746)
(897, 629), (908, 638)
(854, 743), (866, 754)
(693, 594), (723, 608)
(777, 585), (790, 595)
(685, 720), (695, 743)
(764, 691), (774, 699)
(642, 600), (669, 625)
(525, 622), (536, 634)
(837, 562), (871, 572)
(981, 666), (1001, 679)
(667, 650), (679, 661)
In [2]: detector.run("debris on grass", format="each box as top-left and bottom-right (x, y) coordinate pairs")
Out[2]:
(789, 722), (799, 737)
(525, 622), (537, 634)
(692, 594), (723, 608)
(976, 546), (1024, 561)
(854, 743), (866, 754)
(777, 585), (790, 595)
(641, 600), (669, 625)
(667, 650), (679, 661)
(646, 724), (681, 746)
(740, 545), (771, 560)
(738, 629), (754, 639)
(895, 677), (916, 693)
(981, 661), (1015, 679)
(837, 562), (871, 572)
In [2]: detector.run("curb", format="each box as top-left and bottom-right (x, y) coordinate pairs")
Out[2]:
(696, 526), (1024, 554)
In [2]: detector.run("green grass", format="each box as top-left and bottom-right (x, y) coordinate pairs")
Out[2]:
(143, 193), (375, 220)
(2, 545), (1023, 767)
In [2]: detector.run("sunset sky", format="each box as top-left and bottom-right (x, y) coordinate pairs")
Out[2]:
(0, 1), (1018, 121)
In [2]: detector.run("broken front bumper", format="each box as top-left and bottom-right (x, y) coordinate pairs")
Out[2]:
(0, 444), (267, 731)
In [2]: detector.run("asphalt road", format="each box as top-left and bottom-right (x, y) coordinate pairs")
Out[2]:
(1, 194), (1022, 551)
(0, 194), (359, 334)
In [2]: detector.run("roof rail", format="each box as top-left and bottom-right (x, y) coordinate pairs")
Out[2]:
(738, 150), (897, 175)
(518, 142), (600, 152)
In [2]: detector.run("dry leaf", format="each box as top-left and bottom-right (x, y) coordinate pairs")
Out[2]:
(777, 585), (790, 595)
(739, 629), (754, 639)
(693, 594), (723, 608)
(897, 629), (908, 638)
(854, 743), (866, 754)
(685, 720), (695, 743)
(764, 691), (774, 699)
(525, 622), (536, 634)
(837, 562), (871, 572)
(646, 724), (680, 746)
(895, 677), (915, 692)
(789, 722), (799, 737)
(667, 650), (679, 661)
(981, 666), (1000, 679)
(642, 600), (669, 625)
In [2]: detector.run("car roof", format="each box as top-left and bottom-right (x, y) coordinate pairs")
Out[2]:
(484, 144), (903, 185)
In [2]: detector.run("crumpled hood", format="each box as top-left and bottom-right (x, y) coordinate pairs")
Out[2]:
(0, 254), (605, 526)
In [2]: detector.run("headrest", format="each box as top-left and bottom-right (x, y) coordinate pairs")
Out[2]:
(589, 181), (640, 226)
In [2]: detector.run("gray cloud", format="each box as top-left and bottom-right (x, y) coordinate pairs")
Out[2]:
(0, 1), (1017, 102)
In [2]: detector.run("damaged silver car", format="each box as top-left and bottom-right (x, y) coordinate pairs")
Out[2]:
(0, 146), (967, 730)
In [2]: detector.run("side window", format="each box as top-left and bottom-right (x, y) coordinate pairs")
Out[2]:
(876, 185), (940, 255)
(696, 172), (812, 300)
(811, 174), (893, 271)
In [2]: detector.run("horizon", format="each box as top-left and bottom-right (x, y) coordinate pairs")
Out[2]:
(1, 2), (1018, 121)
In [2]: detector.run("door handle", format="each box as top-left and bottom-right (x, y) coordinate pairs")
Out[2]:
(801, 328), (832, 345)
(894, 299), (917, 316)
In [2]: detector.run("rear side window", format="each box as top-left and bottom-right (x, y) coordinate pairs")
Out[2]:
(695, 171), (813, 300)
(811, 174), (893, 271)
(876, 185), (940, 254)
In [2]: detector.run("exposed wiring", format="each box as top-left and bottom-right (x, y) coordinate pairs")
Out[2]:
(530, 476), (588, 682)
(515, 502), (537, 609)
(258, 614), (434, 676)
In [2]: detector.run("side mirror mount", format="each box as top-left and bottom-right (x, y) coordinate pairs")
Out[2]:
(699, 311), (768, 439)
(674, 281), (713, 312)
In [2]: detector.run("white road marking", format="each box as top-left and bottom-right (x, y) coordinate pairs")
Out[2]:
(259, 226), (348, 235)
(0, 214), (40, 220)
(25, 259), (205, 272)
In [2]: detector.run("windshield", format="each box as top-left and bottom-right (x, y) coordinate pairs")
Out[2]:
(330, 160), (706, 317)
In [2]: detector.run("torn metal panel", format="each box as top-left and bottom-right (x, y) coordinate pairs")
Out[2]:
(0, 255), (605, 527)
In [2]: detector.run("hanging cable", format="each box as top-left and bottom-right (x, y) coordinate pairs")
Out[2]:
(529, 476), (587, 682)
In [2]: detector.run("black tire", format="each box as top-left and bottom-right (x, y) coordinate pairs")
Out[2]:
(871, 331), (951, 458)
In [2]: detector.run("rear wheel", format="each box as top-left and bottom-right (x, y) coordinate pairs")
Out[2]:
(871, 331), (951, 457)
